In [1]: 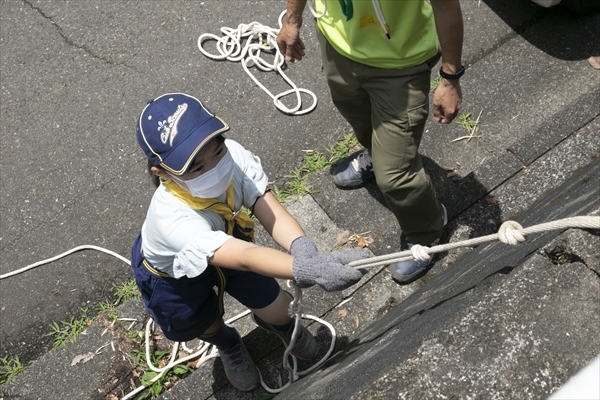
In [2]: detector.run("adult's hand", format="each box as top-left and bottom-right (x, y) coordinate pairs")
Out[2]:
(276, 0), (308, 63)
(433, 79), (462, 124)
(430, 0), (464, 124)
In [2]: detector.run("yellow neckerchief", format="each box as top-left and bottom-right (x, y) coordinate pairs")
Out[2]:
(163, 178), (254, 240)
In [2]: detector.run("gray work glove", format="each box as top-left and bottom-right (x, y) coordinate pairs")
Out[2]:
(289, 236), (319, 258)
(292, 248), (368, 291)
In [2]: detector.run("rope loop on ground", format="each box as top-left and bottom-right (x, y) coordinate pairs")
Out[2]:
(197, 10), (317, 115)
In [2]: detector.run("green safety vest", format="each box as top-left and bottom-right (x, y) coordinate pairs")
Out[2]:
(316, 0), (439, 69)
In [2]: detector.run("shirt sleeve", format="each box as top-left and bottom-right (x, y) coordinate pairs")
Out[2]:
(141, 185), (232, 278)
(172, 231), (232, 279)
(226, 139), (269, 208)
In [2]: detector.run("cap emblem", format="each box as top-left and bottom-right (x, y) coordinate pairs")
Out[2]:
(158, 103), (188, 147)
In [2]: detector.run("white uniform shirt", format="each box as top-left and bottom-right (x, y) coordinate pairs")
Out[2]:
(140, 139), (268, 278)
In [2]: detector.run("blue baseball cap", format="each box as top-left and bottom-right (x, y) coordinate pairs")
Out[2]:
(136, 93), (229, 176)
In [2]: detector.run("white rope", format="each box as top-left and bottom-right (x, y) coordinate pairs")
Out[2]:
(3, 214), (597, 398)
(349, 216), (600, 269)
(197, 10), (317, 116)
(0, 245), (131, 279)
(120, 289), (336, 398)
(257, 283), (338, 394)
(308, 0), (326, 18)
(0, 245), (336, 398)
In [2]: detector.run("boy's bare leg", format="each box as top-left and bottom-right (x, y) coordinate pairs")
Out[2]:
(250, 288), (293, 325)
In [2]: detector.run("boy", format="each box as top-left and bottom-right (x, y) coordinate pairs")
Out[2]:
(131, 93), (365, 391)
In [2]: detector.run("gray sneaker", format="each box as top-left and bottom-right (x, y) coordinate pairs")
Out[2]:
(252, 314), (318, 360)
(390, 203), (448, 284)
(217, 332), (259, 392)
(333, 149), (375, 189)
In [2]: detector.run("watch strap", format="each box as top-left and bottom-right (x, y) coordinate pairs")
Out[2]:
(439, 65), (465, 80)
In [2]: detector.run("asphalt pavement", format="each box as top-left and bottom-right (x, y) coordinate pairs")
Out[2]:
(1, 0), (599, 399)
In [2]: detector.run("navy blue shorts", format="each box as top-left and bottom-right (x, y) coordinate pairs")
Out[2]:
(131, 233), (280, 342)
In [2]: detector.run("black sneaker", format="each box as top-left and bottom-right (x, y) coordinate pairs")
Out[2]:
(217, 330), (259, 392)
(333, 149), (375, 189)
(390, 204), (448, 284)
(252, 314), (318, 360)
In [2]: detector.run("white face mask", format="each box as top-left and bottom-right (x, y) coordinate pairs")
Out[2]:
(169, 150), (234, 198)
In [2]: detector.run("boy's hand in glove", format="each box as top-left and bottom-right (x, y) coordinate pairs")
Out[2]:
(289, 236), (319, 258)
(292, 248), (368, 291)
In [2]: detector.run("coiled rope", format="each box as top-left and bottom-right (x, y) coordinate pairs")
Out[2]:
(197, 10), (317, 115)
(120, 287), (333, 399)
(2, 214), (598, 398)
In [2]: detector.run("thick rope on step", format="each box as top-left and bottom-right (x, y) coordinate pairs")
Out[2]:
(349, 216), (600, 269)
(197, 10), (317, 115)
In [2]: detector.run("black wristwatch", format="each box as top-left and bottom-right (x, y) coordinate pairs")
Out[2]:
(439, 65), (465, 80)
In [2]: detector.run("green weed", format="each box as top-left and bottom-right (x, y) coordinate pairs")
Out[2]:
(455, 112), (476, 132)
(45, 307), (91, 349)
(97, 299), (119, 320)
(452, 111), (482, 143)
(133, 349), (193, 399)
(114, 279), (141, 304)
(324, 134), (359, 163)
(430, 73), (442, 93)
(0, 355), (26, 385)
(273, 134), (359, 203)
(95, 280), (140, 321)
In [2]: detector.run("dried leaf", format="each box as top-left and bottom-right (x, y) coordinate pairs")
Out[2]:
(360, 236), (374, 247)
(338, 309), (347, 318)
(485, 195), (497, 204)
(354, 316), (360, 329)
(357, 236), (367, 248)
(367, 292), (373, 301)
(588, 56), (600, 70)
(335, 230), (350, 247)
(107, 395), (119, 400)
(71, 352), (95, 366)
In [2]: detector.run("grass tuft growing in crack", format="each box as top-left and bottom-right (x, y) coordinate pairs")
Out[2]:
(97, 279), (142, 321)
(0, 355), (26, 385)
(273, 134), (359, 203)
(44, 307), (91, 349)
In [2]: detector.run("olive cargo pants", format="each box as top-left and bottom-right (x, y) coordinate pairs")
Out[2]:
(317, 30), (445, 245)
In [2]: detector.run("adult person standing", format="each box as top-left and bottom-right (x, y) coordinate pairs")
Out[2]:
(276, 0), (464, 284)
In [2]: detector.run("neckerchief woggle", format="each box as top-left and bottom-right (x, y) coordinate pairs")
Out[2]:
(163, 179), (255, 241)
